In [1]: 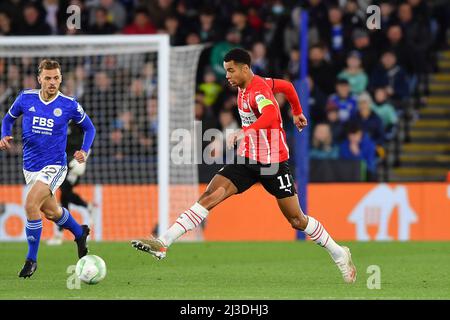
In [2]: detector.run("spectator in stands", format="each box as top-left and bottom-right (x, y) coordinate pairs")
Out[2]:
(260, 14), (286, 77)
(431, 0), (450, 50)
(198, 68), (223, 108)
(351, 92), (385, 146)
(89, 0), (127, 30)
(209, 28), (240, 80)
(247, 6), (263, 33)
(310, 123), (339, 160)
(195, 93), (219, 155)
(397, 2), (431, 96)
(372, 87), (398, 140)
(122, 7), (156, 35)
(0, 59), (6, 87)
(171, 0), (193, 32)
(251, 42), (270, 77)
(141, 62), (157, 98)
(368, 0), (395, 49)
(321, 5), (349, 69)
(287, 48), (300, 81)
(231, 9), (257, 49)
(185, 32), (201, 45)
(407, 0), (430, 26)
(339, 121), (377, 181)
(306, 0), (329, 31)
(164, 14), (185, 46)
(196, 8), (220, 43)
(88, 7), (118, 34)
(18, 3), (51, 35)
(308, 44), (336, 95)
(370, 50), (410, 105)
(195, 95), (218, 133)
(306, 76), (328, 125)
(144, 0), (176, 30)
(137, 97), (158, 153)
(60, 72), (83, 103)
(20, 57), (34, 75)
(350, 28), (378, 73)
(60, 73), (80, 100)
(325, 100), (345, 143)
(0, 0), (24, 32)
(342, 0), (365, 32)
(338, 50), (368, 95)
(124, 78), (147, 117)
(110, 109), (141, 158)
(85, 71), (116, 152)
(210, 109), (240, 162)
(382, 24), (415, 77)
(328, 78), (358, 123)
(379, 0), (396, 30)
(0, 11), (14, 35)
(42, 0), (62, 35)
(284, 6), (320, 58)
(22, 74), (37, 89)
(5, 65), (21, 97)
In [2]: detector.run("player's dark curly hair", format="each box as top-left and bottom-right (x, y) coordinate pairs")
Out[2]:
(38, 59), (61, 75)
(224, 48), (251, 67)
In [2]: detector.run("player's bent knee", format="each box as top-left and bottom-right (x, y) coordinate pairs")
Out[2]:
(199, 187), (227, 209)
(42, 210), (59, 221)
(289, 217), (306, 231)
(25, 202), (40, 216)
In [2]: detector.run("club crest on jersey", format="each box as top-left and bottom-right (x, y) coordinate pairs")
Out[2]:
(53, 108), (62, 117)
(255, 94), (266, 103)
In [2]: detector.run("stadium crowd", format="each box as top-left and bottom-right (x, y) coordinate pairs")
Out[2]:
(0, 0), (449, 181)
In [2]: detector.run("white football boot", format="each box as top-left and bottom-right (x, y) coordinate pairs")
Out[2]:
(334, 246), (357, 284)
(131, 238), (167, 260)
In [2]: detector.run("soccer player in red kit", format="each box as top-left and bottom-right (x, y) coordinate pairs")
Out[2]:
(132, 48), (356, 283)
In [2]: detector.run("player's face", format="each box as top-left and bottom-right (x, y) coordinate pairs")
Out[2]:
(224, 60), (247, 88)
(38, 68), (62, 96)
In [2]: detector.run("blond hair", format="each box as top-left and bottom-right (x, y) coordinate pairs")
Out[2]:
(38, 59), (61, 75)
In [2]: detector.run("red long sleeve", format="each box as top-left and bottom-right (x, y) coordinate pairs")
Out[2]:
(243, 104), (278, 132)
(270, 78), (303, 116)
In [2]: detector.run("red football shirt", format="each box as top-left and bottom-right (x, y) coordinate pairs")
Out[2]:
(236, 75), (290, 164)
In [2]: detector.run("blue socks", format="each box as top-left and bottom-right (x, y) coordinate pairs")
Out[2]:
(25, 219), (42, 262)
(56, 207), (83, 239)
(24, 209), (82, 261)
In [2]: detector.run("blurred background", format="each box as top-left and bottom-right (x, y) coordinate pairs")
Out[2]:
(0, 0), (449, 242)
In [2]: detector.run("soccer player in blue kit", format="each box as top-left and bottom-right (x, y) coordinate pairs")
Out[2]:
(0, 59), (96, 278)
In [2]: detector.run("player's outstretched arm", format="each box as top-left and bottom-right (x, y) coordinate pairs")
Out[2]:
(269, 78), (308, 131)
(269, 78), (303, 115)
(75, 114), (96, 163)
(0, 112), (17, 151)
(293, 113), (308, 132)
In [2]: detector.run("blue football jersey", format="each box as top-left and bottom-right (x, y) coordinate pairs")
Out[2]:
(7, 89), (87, 172)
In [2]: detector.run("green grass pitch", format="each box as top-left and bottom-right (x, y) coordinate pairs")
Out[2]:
(1, 241), (449, 299)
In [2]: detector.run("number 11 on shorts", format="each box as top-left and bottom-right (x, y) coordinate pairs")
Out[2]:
(277, 174), (292, 190)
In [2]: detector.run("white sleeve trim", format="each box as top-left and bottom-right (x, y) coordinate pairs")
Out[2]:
(8, 110), (18, 118)
(76, 113), (86, 124)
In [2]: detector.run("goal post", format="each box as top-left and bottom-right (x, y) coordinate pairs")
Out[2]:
(0, 35), (204, 241)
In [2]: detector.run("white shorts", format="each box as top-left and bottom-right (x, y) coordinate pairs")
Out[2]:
(23, 165), (68, 195)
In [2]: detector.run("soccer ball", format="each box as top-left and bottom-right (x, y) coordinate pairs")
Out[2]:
(75, 255), (107, 285)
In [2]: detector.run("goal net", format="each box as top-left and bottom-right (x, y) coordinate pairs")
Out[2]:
(0, 35), (204, 242)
